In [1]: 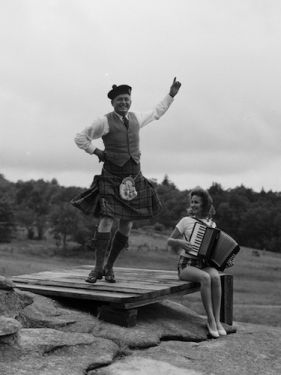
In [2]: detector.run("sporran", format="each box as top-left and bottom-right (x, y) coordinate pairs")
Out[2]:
(119, 176), (138, 201)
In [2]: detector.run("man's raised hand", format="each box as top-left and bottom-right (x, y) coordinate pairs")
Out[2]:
(169, 77), (181, 97)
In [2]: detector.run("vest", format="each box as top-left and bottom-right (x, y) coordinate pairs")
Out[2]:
(103, 112), (141, 167)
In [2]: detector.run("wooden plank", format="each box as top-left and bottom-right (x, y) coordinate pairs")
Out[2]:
(12, 270), (188, 285)
(220, 274), (233, 325)
(13, 277), (160, 293)
(111, 286), (201, 309)
(13, 266), (178, 278)
(78, 266), (177, 274)
(12, 267), (194, 298)
(13, 279), (199, 304)
(12, 266), (201, 304)
(14, 283), (193, 305)
(14, 274), (196, 289)
(14, 284), (140, 302)
(13, 275), (188, 292)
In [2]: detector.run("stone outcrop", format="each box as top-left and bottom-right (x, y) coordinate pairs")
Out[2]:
(16, 292), (236, 348)
(0, 328), (119, 375)
(2, 275), (278, 375)
(0, 280), (33, 319)
(0, 316), (21, 346)
(91, 324), (281, 375)
(0, 276), (15, 290)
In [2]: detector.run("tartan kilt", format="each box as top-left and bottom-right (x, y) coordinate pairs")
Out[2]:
(71, 160), (162, 220)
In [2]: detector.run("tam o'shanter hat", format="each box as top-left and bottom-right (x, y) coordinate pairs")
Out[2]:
(107, 84), (132, 100)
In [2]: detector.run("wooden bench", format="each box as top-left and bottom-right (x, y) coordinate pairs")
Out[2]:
(12, 266), (233, 327)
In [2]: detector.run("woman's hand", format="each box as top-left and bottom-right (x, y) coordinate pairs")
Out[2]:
(177, 239), (194, 253)
(167, 228), (193, 252)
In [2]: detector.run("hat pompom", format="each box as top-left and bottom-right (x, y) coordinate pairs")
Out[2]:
(112, 84), (117, 89)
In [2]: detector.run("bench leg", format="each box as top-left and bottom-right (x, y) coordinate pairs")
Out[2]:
(98, 305), (138, 327)
(220, 274), (233, 325)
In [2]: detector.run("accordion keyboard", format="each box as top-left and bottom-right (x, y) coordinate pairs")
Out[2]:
(189, 223), (207, 255)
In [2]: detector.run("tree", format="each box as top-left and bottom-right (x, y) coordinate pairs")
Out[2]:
(0, 199), (15, 243)
(15, 179), (59, 239)
(15, 207), (36, 239)
(155, 176), (188, 228)
(49, 203), (94, 248)
(50, 204), (79, 248)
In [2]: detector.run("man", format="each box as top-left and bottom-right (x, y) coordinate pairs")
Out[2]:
(72, 77), (181, 283)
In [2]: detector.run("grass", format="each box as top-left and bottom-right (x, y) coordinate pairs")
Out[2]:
(1, 229), (281, 326)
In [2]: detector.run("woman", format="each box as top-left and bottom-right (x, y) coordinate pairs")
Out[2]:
(167, 187), (227, 338)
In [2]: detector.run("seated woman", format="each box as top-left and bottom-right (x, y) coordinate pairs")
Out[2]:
(167, 187), (227, 338)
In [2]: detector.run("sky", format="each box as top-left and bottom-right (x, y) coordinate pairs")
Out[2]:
(1, 0), (281, 192)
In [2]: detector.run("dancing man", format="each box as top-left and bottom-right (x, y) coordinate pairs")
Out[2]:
(72, 77), (181, 283)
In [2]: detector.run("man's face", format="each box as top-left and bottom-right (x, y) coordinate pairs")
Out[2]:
(112, 94), (132, 116)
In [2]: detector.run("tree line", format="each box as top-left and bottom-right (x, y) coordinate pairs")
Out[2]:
(1, 173), (281, 253)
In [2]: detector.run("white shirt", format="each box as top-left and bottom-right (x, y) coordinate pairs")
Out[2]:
(75, 94), (174, 154)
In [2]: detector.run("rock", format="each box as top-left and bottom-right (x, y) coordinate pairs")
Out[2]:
(90, 357), (202, 375)
(0, 317), (21, 336)
(93, 323), (281, 375)
(18, 293), (100, 329)
(0, 276), (15, 290)
(0, 289), (33, 318)
(0, 287), (279, 375)
(0, 317), (21, 346)
(0, 328), (119, 375)
(18, 293), (235, 349)
(88, 300), (235, 348)
(19, 328), (106, 354)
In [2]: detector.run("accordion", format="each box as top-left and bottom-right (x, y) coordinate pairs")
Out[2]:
(188, 222), (240, 271)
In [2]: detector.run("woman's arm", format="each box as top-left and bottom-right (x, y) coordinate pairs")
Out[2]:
(168, 228), (193, 253)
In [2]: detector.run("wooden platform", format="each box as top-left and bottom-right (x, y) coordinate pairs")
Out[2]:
(12, 266), (233, 327)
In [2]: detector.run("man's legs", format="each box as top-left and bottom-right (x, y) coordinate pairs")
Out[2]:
(86, 216), (113, 283)
(104, 220), (133, 283)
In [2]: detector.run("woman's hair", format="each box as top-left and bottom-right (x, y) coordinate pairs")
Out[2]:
(187, 186), (216, 218)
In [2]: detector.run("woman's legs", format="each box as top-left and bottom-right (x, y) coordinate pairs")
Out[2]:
(204, 267), (226, 334)
(179, 266), (217, 331)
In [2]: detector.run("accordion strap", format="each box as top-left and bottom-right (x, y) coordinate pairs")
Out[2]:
(192, 216), (214, 227)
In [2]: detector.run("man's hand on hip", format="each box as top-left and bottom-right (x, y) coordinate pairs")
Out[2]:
(93, 149), (106, 163)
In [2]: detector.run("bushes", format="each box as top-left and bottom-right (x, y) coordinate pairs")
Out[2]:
(0, 199), (14, 243)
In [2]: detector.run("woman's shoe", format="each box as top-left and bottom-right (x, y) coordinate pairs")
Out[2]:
(217, 323), (227, 336)
(218, 328), (227, 336)
(206, 323), (220, 338)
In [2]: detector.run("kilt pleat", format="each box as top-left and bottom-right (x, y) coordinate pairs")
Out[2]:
(71, 159), (162, 220)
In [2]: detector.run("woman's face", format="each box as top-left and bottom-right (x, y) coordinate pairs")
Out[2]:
(190, 194), (203, 217)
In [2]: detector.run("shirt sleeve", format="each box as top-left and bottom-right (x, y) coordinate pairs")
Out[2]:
(74, 116), (109, 154)
(176, 218), (185, 235)
(176, 217), (195, 238)
(134, 94), (174, 128)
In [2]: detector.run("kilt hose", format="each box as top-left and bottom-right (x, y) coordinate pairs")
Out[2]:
(71, 158), (162, 220)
